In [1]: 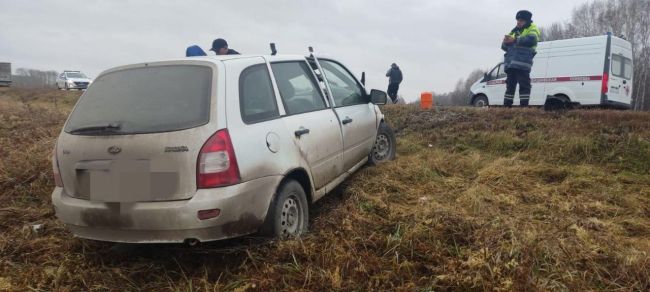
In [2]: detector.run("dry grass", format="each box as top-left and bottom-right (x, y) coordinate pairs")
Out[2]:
(1, 87), (649, 291)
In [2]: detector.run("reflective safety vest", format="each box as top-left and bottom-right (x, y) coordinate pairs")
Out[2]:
(503, 23), (540, 72)
(508, 23), (540, 51)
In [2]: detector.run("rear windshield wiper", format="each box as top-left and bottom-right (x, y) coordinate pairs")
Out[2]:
(69, 123), (121, 134)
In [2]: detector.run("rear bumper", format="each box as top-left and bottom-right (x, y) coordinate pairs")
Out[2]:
(601, 99), (631, 109)
(52, 176), (282, 243)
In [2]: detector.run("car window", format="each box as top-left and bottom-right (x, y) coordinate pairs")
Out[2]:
(64, 65), (211, 135)
(239, 64), (279, 124)
(271, 62), (327, 115)
(320, 60), (367, 107)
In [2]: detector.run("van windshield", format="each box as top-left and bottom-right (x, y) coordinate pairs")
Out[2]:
(65, 65), (212, 135)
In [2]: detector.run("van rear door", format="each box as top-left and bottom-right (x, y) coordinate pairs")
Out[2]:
(56, 63), (215, 202)
(608, 39), (633, 104)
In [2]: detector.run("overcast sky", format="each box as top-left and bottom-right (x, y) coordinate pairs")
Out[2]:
(0, 0), (592, 101)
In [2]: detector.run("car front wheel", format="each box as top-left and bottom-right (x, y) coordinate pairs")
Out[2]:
(260, 180), (309, 239)
(368, 122), (396, 165)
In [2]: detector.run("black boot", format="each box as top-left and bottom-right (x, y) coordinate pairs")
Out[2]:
(504, 97), (514, 108)
(520, 98), (529, 107)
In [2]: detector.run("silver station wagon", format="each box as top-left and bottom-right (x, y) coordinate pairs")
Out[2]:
(51, 53), (396, 244)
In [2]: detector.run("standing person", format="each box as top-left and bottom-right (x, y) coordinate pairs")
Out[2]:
(386, 63), (403, 103)
(209, 38), (240, 55)
(502, 10), (540, 107)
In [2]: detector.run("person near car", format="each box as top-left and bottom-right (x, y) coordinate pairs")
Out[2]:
(502, 10), (540, 107)
(385, 63), (403, 103)
(185, 45), (207, 57)
(210, 38), (240, 55)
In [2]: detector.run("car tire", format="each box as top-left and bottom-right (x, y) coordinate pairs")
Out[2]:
(473, 95), (489, 107)
(368, 122), (396, 165)
(260, 180), (309, 239)
(64, 83), (69, 91)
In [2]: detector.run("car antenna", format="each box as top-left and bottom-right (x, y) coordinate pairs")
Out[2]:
(270, 43), (277, 56)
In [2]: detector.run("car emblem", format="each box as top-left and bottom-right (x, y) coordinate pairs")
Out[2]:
(107, 146), (122, 155)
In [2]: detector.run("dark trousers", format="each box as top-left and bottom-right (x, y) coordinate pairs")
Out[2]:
(504, 69), (531, 107)
(387, 83), (400, 102)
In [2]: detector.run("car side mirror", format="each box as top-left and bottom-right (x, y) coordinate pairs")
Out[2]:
(482, 73), (488, 82)
(370, 89), (387, 105)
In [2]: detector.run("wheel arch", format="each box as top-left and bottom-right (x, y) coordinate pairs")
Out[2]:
(280, 168), (314, 204)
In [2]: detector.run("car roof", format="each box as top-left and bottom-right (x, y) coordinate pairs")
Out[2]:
(98, 54), (341, 76)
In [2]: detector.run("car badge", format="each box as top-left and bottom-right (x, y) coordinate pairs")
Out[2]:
(108, 146), (122, 155)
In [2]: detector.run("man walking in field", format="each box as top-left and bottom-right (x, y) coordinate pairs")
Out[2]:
(386, 63), (403, 103)
(502, 10), (540, 107)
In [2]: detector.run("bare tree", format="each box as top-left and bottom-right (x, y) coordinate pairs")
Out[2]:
(12, 68), (59, 88)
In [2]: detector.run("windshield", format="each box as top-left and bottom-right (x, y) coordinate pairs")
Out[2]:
(65, 65), (212, 135)
(66, 72), (88, 79)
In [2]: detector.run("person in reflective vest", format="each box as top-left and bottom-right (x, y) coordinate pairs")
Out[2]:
(502, 10), (540, 107)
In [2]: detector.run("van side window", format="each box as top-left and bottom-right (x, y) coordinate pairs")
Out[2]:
(488, 65), (499, 80)
(320, 60), (368, 107)
(271, 62), (327, 115)
(497, 63), (507, 79)
(239, 64), (280, 124)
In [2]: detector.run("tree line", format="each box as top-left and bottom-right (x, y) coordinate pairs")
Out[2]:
(437, 0), (650, 110)
(11, 68), (59, 88)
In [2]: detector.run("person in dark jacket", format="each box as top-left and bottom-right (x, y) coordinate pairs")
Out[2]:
(210, 38), (240, 55)
(386, 63), (403, 103)
(502, 10), (540, 107)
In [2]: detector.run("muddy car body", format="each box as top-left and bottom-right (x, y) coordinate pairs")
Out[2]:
(51, 54), (395, 243)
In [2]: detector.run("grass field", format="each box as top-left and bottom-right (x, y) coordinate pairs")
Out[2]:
(1, 87), (649, 291)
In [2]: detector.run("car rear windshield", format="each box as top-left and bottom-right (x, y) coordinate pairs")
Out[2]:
(65, 65), (212, 135)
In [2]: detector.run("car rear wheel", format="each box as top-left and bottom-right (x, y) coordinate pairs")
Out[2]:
(368, 122), (396, 165)
(260, 180), (308, 239)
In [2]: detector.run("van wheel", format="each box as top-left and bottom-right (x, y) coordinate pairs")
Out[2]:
(260, 180), (309, 239)
(545, 95), (570, 111)
(473, 95), (489, 107)
(369, 122), (396, 165)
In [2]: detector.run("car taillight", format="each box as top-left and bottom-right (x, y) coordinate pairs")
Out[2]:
(601, 73), (609, 94)
(52, 147), (63, 187)
(197, 129), (241, 188)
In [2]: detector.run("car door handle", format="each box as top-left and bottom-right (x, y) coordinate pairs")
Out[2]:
(294, 128), (310, 137)
(342, 117), (353, 125)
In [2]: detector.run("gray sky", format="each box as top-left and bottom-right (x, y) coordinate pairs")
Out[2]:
(0, 0), (591, 101)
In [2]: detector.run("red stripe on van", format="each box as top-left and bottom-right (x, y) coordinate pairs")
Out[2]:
(487, 75), (602, 85)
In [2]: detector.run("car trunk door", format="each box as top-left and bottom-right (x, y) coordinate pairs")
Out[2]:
(57, 62), (215, 202)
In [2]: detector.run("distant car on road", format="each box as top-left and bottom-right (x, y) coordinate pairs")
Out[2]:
(57, 70), (93, 90)
(0, 62), (11, 87)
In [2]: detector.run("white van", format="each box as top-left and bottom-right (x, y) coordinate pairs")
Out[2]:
(469, 34), (633, 109)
